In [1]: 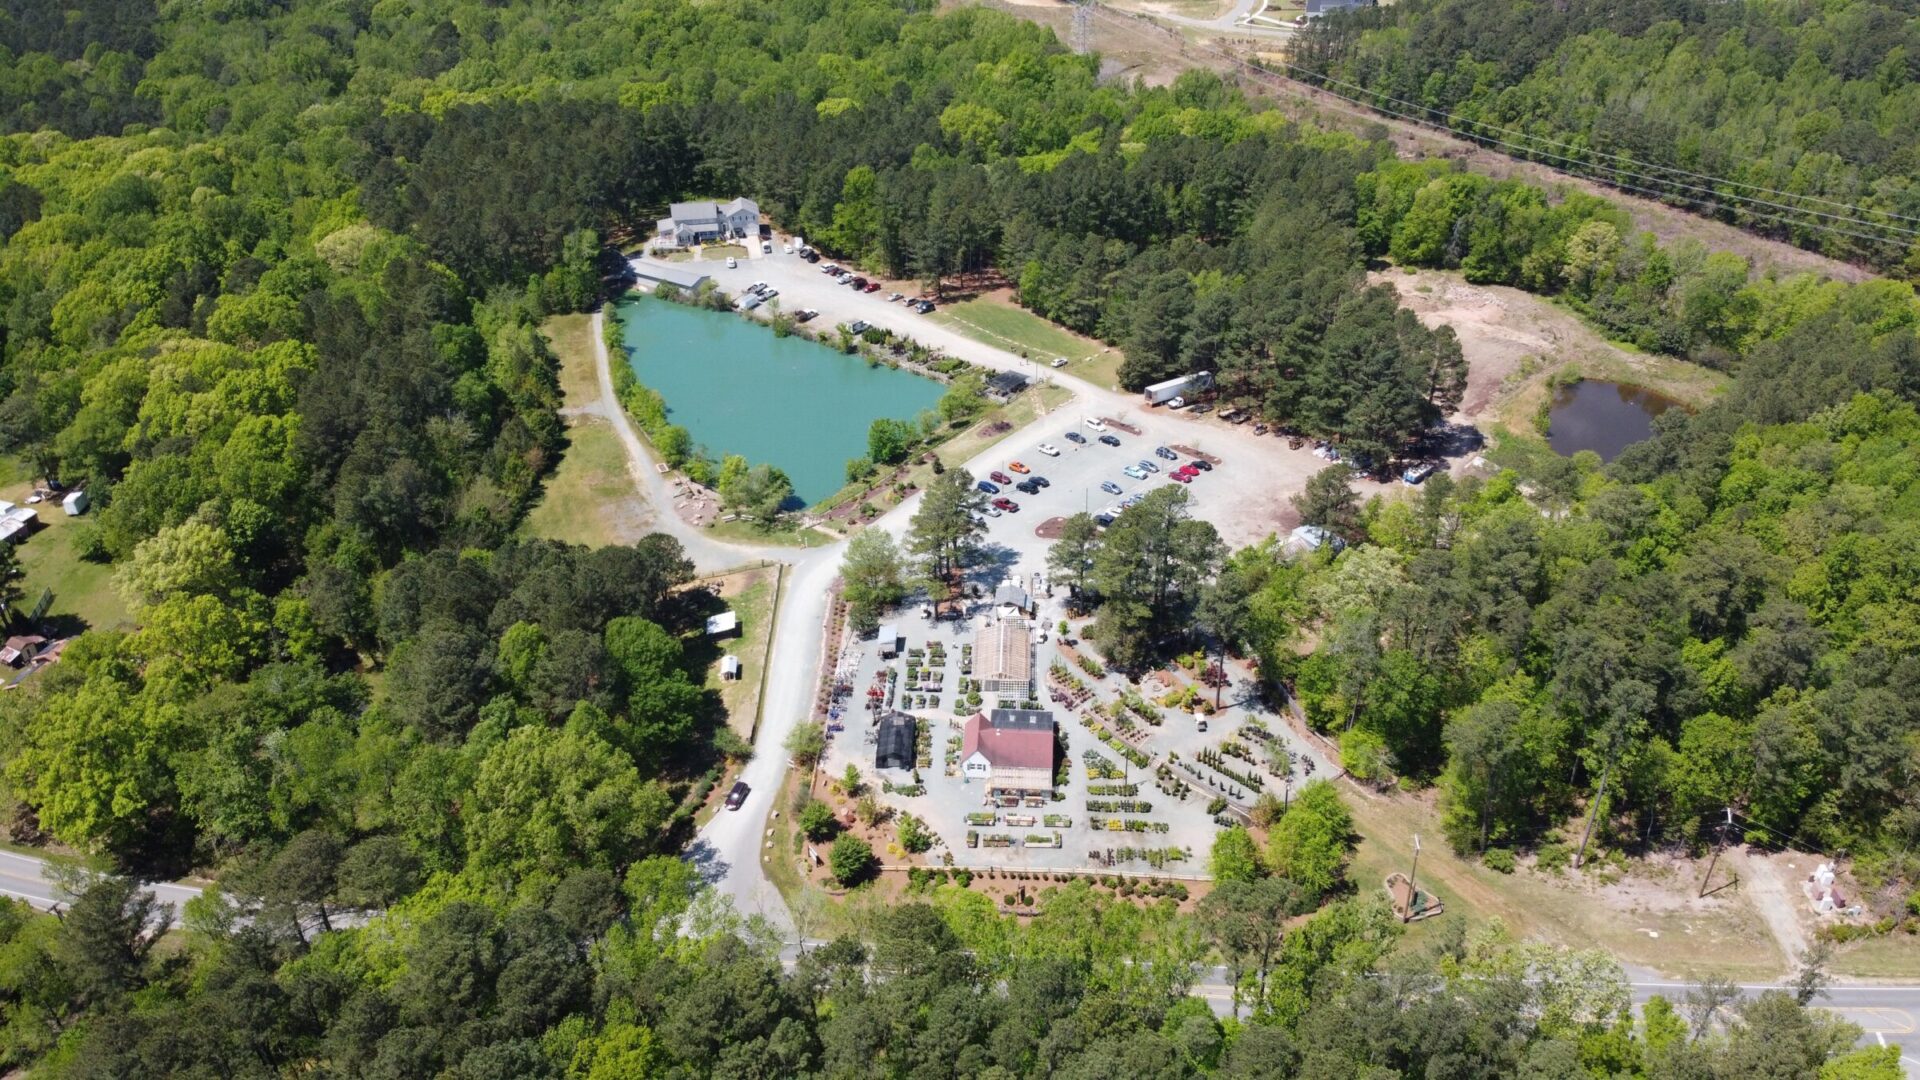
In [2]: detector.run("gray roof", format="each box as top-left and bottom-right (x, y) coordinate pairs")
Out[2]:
(670, 200), (720, 221)
(994, 584), (1032, 609)
(723, 196), (759, 216)
(629, 259), (710, 290)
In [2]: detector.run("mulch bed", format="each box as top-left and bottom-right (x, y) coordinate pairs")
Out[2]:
(1103, 418), (1142, 435)
(1170, 445), (1220, 464)
(1034, 516), (1070, 540)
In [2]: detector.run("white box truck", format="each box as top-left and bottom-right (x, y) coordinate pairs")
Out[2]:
(1143, 371), (1213, 406)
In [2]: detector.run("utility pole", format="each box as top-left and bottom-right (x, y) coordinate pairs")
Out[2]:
(1071, 0), (1092, 55)
(1699, 806), (1736, 898)
(1403, 833), (1421, 923)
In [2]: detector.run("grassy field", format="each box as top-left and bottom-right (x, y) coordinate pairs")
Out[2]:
(520, 419), (650, 548)
(0, 459), (130, 634)
(701, 244), (749, 261)
(1342, 783), (1787, 979)
(689, 564), (783, 740)
(519, 314), (654, 548)
(928, 295), (1120, 389)
(546, 312), (600, 405)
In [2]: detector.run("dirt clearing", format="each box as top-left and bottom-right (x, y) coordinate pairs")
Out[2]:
(1373, 266), (1729, 433)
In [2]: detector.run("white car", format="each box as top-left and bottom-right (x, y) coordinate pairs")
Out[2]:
(725, 256), (737, 269)
(1083, 417), (1108, 432)
(1050, 357), (1069, 368)
(1036, 443), (1060, 457)
(982, 505), (1002, 518)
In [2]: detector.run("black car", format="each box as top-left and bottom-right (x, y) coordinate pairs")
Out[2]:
(725, 781), (750, 810)
(1016, 480), (1039, 494)
(1154, 446), (1177, 460)
(1098, 434), (1121, 447)
(1029, 476), (1049, 488)
(1064, 431), (1087, 445)
(1190, 459), (1213, 472)
(1094, 513), (1115, 527)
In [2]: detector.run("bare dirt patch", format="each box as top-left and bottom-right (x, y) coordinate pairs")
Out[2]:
(1373, 266), (1729, 433)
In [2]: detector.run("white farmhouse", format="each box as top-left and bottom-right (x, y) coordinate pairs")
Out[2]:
(656, 198), (760, 246)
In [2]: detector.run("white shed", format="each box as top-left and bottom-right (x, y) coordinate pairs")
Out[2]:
(61, 491), (88, 516)
(705, 610), (740, 637)
(720, 655), (742, 681)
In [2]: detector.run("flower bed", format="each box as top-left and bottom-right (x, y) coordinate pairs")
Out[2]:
(1086, 784), (1139, 797)
(1085, 799), (1153, 814)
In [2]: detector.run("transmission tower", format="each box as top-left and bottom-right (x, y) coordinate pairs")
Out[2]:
(1070, 0), (1092, 55)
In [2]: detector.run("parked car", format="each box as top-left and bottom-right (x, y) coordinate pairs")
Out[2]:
(1166, 396), (1185, 410)
(1137, 460), (1159, 474)
(1094, 513), (1115, 527)
(992, 497), (1019, 512)
(1402, 462), (1437, 485)
(1191, 403), (1214, 414)
(725, 256), (737, 269)
(1190, 459), (1213, 472)
(747, 281), (767, 294)
(982, 505), (1002, 518)
(783, 243), (792, 254)
(1064, 431), (1087, 445)
(990, 471), (1013, 485)
(1083, 417), (1108, 432)
(1098, 434), (1122, 447)
(1100, 480), (1123, 495)
(1007, 461), (1030, 474)
(1015, 480), (1039, 494)
(863, 281), (881, 292)
(803, 250), (820, 263)
(976, 480), (1001, 494)
(762, 241), (773, 253)
(1171, 472), (1192, 484)
(796, 309), (819, 322)
(1029, 476), (1049, 488)
(887, 292), (904, 302)
(1050, 357), (1069, 368)
(848, 320), (870, 334)
(759, 288), (777, 300)
(912, 300), (936, 313)
(822, 264), (841, 274)
(1123, 465), (1149, 480)
(725, 782), (750, 810)
(1154, 446), (1177, 460)
(1036, 443), (1060, 457)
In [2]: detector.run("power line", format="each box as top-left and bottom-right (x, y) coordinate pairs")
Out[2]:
(1086, 4), (1916, 250)
(1252, 52), (1920, 239)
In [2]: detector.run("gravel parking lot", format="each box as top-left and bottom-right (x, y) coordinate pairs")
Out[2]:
(701, 244), (1407, 550)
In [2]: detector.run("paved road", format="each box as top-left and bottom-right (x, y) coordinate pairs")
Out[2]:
(0, 850), (203, 926)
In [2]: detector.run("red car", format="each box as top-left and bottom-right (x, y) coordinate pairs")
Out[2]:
(992, 497), (1019, 512)
(1170, 472), (1192, 483)
(1175, 464), (1199, 479)
(863, 281), (881, 292)
(989, 471), (1013, 485)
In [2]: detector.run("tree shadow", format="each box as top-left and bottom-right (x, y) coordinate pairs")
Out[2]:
(682, 838), (733, 887)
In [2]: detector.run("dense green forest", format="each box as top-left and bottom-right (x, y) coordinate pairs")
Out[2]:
(0, 0), (1916, 1072)
(1294, 0), (1920, 274)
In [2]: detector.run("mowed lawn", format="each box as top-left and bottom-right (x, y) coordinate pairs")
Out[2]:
(520, 418), (650, 549)
(0, 458), (130, 634)
(928, 295), (1120, 388)
(519, 313), (655, 549)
